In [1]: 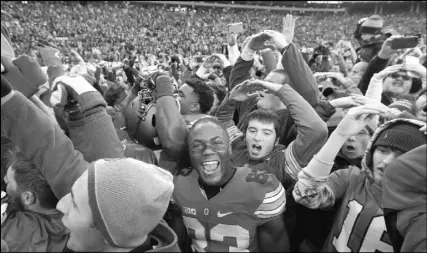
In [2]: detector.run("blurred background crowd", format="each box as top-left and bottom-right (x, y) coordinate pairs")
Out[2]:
(1, 1), (426, 62)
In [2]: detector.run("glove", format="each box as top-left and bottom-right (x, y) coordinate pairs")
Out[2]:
(36, 44), (62, 67)
(1, 55), (47, 98)
(155, 72), (174, 99)
(50, 75), (97, 107)
(1, 191), (9, 225)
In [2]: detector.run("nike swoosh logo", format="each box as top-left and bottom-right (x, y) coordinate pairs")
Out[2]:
(217, 211), (233, 218)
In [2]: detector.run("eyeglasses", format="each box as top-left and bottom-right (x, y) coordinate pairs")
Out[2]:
(390, 73), (411, 81)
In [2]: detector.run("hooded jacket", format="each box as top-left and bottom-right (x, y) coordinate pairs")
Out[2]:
(293, 118), (426, 252)
(382, 144), (426, 253)
(1, 210), (69, 252)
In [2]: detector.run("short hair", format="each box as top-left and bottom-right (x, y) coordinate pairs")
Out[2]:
(185, 78), (215, 114)
(243, 109), (283, 138)
(1, 134), (17, 191)
(206, 82), (227, 106)
(103, 81), (128, 106)
(188, 116), (229, 142)
(9, 152), (58, 209)
(267, 69), (291, 85)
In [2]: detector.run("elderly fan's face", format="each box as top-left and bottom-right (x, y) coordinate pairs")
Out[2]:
(56, 171), (107, 252)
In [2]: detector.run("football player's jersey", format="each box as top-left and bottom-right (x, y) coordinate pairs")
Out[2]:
(173, 166), (286, 252)
(323, 167), (393, 252)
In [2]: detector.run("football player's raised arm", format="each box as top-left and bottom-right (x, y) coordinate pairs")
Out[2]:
(155, 75), (189, 158)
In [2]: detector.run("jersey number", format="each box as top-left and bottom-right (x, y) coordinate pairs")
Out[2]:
(332, 200), (393, 252)
(183, 216), (250, 252)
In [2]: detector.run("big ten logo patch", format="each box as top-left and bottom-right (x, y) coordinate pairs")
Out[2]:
(183, 207), (197, 216)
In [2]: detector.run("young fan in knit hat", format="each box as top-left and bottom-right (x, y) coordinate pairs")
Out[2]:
(293, 104), (426, 252)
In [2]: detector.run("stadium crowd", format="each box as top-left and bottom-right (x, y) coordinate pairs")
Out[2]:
(1, 1), (426, 253)
(1, 1), (426, 60)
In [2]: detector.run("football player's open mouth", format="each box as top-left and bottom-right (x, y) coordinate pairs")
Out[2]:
(201, 160), (220, 176)
(251, 144), (262, 155)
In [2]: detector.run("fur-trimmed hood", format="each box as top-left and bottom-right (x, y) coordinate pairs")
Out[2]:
(360, 118), (426, 183)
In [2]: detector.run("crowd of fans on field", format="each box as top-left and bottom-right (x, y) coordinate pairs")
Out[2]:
(1, 1), (426, 253)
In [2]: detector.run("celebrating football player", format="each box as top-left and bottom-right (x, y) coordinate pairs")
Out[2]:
(171, 117), (289, 252)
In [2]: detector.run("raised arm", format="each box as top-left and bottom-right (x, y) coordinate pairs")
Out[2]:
(228, 32), (274, 90)
(249, 79), (328, 180)
(293, 105), (384, 209)
(265, 14), (319, 107)
(358, 36), (399, 95)
(215, 80), (259, 144)
(1, 73), (87, 200)
(155, 74), (188, 158)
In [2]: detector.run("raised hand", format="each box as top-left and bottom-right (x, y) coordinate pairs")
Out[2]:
(228, 33), (238, 47)
(246, 32), (275, 51)
(263, 30), (288, 51)
(282, 14), (297, 45)
(1, 55), (47, 98)
(203, 55), (221, 69)
(249, 79), (282, 93)
(378, 35), (403, 59)
(70, 49), (84, 63)
(50, 75), (97, 107)
(375, 64), (404, 79)
(404, 63), (427, 79)
(329, 96), (362, 109)
(230, 80), (262, 102)
(35, 42), (63, 67)
(335, 104), (382, 137)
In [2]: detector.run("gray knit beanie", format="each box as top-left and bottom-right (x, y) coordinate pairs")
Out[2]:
(87, 158), (174, 248)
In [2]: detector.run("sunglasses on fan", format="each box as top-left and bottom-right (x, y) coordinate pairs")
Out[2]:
(389, 73), (412, 81)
